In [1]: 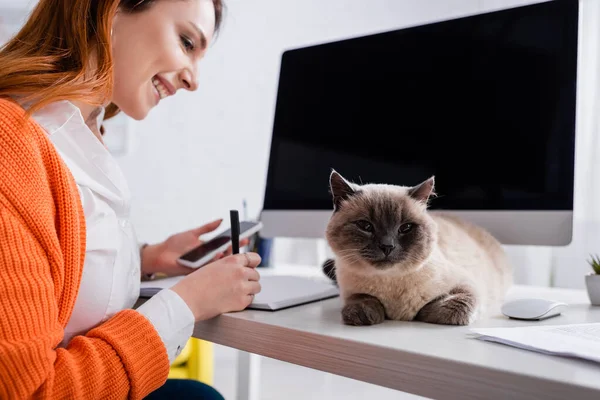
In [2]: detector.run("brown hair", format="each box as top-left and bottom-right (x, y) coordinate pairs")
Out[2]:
(0, 0), (224, 120)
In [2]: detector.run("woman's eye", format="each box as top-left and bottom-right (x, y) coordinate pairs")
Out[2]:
(355, 220), (374, 233)
(399, 223), (414, 234)
(181, 35), (195, 52)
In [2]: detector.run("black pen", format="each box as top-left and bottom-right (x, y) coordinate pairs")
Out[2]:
(230, 209), (240, 254)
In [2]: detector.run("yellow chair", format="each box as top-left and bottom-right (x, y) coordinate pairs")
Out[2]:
(168, 338), (214, 385)
(141, 274), (213, 384)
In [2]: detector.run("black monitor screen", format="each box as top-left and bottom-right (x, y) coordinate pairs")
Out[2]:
(263, 0), (578, 211)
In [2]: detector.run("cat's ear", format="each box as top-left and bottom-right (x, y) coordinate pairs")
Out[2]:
(329, 169), (356, 211)
(408, 176), (436, 204)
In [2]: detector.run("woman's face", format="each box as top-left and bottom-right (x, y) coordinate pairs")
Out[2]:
(111, 0), (216, 120)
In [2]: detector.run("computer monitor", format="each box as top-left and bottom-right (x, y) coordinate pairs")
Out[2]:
(260, 0), (578, 246)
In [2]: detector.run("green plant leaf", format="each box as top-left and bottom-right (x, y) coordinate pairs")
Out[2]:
(588, 254), (600, 274)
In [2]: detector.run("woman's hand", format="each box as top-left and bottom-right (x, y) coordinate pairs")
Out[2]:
(141, 219), (249, 277)
(171, 252), (262, 321)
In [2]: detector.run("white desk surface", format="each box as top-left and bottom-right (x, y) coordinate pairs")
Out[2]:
(193, 264), (600, 400)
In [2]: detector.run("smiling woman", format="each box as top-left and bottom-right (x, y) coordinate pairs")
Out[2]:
(0, 0), (222, 121)
(110, 0), (220, 120)
(0, 1), (264, 400)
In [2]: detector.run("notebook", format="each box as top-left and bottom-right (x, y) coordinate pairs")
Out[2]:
(139, 274), (339, 311)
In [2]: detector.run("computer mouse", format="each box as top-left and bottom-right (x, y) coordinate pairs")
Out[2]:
(501, 298), (568, 321)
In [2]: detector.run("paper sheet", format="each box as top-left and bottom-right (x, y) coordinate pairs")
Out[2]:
(470, 323), (600, 364)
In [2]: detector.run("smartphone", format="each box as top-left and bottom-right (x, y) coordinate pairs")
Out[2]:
(177, 221), (263, 268)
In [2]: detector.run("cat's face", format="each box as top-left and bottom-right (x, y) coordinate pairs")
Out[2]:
(325, 171), (437, 272)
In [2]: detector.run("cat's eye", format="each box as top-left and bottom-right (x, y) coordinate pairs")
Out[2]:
(399, 223), (414, 234)
(355, 220), (374, 233)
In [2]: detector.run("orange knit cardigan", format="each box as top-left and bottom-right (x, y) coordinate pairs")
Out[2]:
(0, 98), (170, 399)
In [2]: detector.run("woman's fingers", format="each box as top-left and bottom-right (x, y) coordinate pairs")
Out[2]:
(234, 252), (261, 268)
(244, 267), (260, 282)
(189, 219), (223, 237)
(222, 238), (251, 256)
(246, 281), (262, 296)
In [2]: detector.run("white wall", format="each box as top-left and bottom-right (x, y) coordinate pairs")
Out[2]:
(112, 0), (551, 266)
(3, 0), (566, 279)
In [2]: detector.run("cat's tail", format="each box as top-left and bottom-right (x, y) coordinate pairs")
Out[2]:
(322, 258), (337, 284)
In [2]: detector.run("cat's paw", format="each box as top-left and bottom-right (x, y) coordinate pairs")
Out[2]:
(415, 286), (477, 326)
(341, 294), (385, 326)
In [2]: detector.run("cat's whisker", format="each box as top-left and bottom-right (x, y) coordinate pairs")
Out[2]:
(336, 250), (363, 261)
(337, 252), (364, 266)
(336, 248), (361, 254)
(338, 254), (359, 264)
(326, 270), (336, 280)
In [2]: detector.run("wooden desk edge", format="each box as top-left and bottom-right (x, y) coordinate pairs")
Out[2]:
(193, 315), (600, 400)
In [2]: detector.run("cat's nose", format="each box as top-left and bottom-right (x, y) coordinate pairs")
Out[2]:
(379, 244), (395, 257)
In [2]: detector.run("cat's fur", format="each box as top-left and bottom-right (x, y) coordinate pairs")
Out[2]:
(324, 170), (513, 326)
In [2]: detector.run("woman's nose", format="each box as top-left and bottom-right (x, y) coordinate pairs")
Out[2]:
(179, 69), (198, 92)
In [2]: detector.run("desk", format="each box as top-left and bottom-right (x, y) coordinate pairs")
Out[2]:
(193, 266), (600, 400)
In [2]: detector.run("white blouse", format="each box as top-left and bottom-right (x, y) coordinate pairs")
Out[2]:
(30, 101), (194, 363)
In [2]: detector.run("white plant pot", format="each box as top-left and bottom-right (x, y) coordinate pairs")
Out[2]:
(585, 274), (600, 306)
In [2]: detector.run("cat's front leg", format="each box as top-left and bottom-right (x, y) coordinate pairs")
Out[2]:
(414, 286), (478, 326)
(342, 293), (386, 326)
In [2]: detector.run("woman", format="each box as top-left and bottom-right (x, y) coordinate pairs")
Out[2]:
(0, 0), (262, 399)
